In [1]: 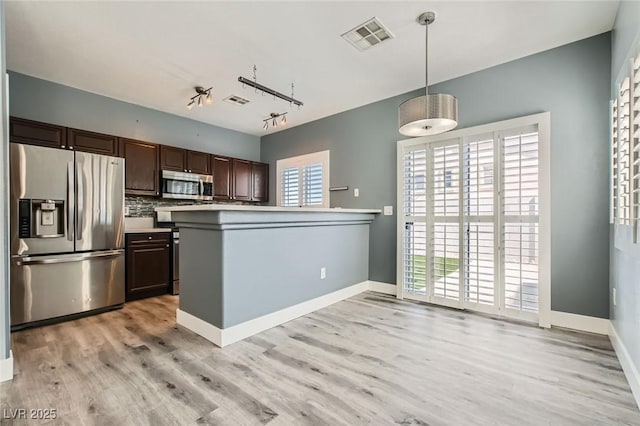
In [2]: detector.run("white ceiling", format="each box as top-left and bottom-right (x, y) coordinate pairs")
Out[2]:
(5, 1), (619, 136)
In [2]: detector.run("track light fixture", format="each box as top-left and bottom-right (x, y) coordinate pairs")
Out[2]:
(187, 86), (213, 110)
(263, 112), (288, 131)
(239, 65), (303, 108)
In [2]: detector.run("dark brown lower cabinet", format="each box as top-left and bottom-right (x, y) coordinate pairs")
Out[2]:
(125, 233), (171, 301)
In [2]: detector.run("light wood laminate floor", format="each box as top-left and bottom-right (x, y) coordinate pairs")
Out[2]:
(1, 292), (638, 425)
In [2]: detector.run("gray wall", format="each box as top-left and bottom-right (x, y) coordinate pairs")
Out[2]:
(610, 0), (640, 393)
(7, 72), (260, 161)
(261, 33), (612, 319)
(1, 0), (10, 362)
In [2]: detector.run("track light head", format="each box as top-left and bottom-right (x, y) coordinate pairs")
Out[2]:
(187, 86), (213, 111)
(281, 114), (287, 125)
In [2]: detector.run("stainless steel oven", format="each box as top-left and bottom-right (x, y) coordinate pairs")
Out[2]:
(161, 170), (213, 201)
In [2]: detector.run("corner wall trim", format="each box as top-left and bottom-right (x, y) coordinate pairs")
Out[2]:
(610, 323), (640, 409)
(549, 311), (611, 335)
(0, 350), (14, 383)
(177, 281), (371, 347)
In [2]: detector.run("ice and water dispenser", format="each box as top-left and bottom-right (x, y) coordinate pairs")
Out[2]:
(18, 199), (66, 238)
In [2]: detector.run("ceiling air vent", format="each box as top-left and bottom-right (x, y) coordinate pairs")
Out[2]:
(223, 95), (250, 106)
(341, 17), (394, 51)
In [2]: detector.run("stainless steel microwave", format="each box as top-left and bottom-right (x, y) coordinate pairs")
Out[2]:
(161, 170), (213, 201)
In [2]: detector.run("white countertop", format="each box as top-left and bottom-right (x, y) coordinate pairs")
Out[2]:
(125, 228), (172, 234)
(154, 204), (381, 214)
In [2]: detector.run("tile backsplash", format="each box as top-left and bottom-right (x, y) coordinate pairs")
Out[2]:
(125, 195), (254, 218)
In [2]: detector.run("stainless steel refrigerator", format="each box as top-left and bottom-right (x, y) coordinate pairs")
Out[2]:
(10, 143), (125, 328)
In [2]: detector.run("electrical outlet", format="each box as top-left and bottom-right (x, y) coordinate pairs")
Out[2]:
(354, 188), (359, 197)
(613, 287), (617, 306)
(124, 206), (130, 216)
(320, 267), (326, 280)
(383, 205), (393, 216)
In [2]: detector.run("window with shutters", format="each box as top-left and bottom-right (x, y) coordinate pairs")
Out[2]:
(619, 77), (632, 225)
(611, 48), (640, 243)
(398, 113), (550, 326)
(612, 99), (619, 224)
(632, 55), (640, 240)
(276, 150), (330, 208)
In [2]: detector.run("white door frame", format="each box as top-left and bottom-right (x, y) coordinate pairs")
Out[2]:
(397, 112), (551, 328)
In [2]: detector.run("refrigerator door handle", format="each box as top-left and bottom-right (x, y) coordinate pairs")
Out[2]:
(67, 161), (75, 242)
(12, 249), (124, 266)
(76, 161), (84, 241)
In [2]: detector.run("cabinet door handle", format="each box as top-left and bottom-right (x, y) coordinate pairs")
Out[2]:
(148, 236), (152, 240)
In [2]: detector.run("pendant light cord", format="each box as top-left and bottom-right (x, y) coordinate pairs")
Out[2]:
(425, 17), (429, 98)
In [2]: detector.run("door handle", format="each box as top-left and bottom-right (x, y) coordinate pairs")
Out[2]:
(67, 161), (74, 241)
(76, 161), (84, 241)
(13, 249), (124, 266)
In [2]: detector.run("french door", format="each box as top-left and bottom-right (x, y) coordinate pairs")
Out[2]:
(398, 114), (550, 325)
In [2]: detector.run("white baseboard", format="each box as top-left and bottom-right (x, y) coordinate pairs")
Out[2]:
(177, 281), (370, 347)
(0, 350), (14, 383)
(609, 323), (640, 409)
(549, 311), (611, 335)
(366, 280), (396, 295)
(176, 309), (222, 346)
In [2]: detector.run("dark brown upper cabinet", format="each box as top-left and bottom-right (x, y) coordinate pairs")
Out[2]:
(160, 146), (211, 174)
(212, 156), (232, 200)
(251, 162), (269, 202)
(160, 145), (187, 172)
(119, 138), (160, 196)
(10, 117), (66, 149)
(67, 128), (119, 156)
(187, 150), (211, 174)
(232, 159), (252, 201)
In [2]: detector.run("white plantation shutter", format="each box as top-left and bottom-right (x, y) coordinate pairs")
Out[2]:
(403, 221), (427, 294)
(302, 163), (323, 206)
(403, 149), (428, 295)
(463, 138), (495, 306)
(431, 144), (460, 302)
(276, 151), (329, 208)
(619, 77), (632, 225)
(612, 99), (619, 224)
(502, 131), (539, 313)
(403, 149), (428, 217)
(281, 167), (299, 207)
(632, 55), (640, 239)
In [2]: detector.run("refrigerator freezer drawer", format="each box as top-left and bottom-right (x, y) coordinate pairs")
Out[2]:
(10, 250), (125, 326)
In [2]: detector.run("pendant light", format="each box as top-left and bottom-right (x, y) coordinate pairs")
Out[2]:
(398, 12), (458, 137)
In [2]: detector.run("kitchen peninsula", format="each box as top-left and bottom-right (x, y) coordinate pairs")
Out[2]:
(155, 205), (380, 347)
